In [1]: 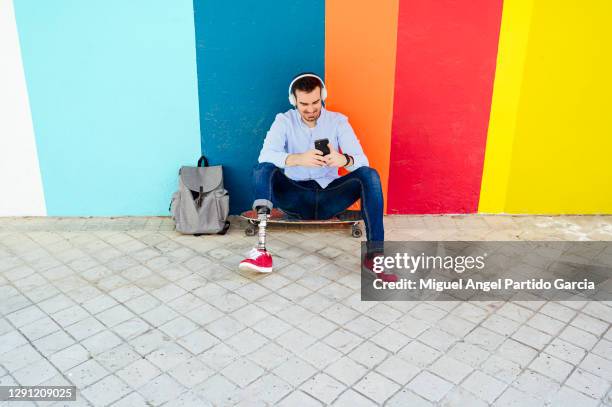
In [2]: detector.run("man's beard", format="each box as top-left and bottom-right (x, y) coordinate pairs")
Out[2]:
(303, 111), (320, 121)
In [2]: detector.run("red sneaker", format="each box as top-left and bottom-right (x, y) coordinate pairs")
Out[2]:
(239, 248), (273, 273)
(363, 253), (398, 283)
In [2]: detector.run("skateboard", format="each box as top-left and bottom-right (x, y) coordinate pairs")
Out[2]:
(241, 208), (363, 238)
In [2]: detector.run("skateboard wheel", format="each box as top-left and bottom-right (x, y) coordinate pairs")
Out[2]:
(351, 224), (362, 238)
(245, 226), (257, 237)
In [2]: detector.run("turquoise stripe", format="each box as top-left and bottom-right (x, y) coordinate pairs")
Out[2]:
(193, 0), (325, 214)
(13, 0), (201, 215)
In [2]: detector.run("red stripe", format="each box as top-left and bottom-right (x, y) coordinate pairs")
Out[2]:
(387, 0), (503, 214)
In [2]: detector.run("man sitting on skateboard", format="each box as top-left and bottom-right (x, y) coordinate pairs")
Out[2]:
(239, 73), (384, 274)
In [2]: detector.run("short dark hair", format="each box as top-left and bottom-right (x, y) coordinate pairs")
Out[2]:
(291, 74), (323, 97)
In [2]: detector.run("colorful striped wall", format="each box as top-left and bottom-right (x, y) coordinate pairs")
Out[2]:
(1, 0), (610, 216)
(193, 0), (324, 213)
(4, 0), (201, 216)
(388, 0), (503, 214)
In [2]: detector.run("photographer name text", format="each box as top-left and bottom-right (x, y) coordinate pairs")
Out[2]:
(373, 278), (595, 291)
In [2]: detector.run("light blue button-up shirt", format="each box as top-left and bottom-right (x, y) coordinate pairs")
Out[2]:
(258, 108), (369, 188)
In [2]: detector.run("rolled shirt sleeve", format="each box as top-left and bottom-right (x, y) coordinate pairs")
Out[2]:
(336, 115), (369, 171)
(258, 114), (290, 168)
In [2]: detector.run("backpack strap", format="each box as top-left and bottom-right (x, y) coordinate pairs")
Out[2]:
(195, 186), (204, 207)
(197, 155), (209, 167)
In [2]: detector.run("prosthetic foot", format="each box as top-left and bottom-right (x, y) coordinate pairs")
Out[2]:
(256, 206), (270, 250)
(239, 206), (273, 273)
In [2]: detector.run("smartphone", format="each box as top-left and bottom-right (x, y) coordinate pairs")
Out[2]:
(314, 138), (330, 156)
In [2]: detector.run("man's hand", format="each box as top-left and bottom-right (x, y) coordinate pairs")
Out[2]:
(323, 143), (349, 168)
(286, 150), (326, 167)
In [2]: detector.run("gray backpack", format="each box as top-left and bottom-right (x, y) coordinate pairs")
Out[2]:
(170, 156), (230, 235)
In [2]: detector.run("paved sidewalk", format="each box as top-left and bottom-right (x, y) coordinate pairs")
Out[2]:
(0, 215), (611, 406)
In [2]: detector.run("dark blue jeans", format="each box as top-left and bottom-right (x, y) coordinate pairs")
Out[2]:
(252, 162), (384, 243)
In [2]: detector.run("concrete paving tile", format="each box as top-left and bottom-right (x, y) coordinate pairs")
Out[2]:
(3, 215), (612, 406)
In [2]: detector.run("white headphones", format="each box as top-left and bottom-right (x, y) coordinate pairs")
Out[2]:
(288, 73), (327, 107)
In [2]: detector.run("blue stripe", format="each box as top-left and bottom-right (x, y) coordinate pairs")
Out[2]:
(13, 0), (201, 215)
(193, 0), (325, 214)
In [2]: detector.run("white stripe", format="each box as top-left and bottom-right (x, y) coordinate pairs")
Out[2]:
(0, 0), (46, 216)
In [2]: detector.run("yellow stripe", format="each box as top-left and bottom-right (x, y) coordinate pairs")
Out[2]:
(505, 0), (612, 214)
(478, 0), (534, 213)
(481, 0), (612, 214)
